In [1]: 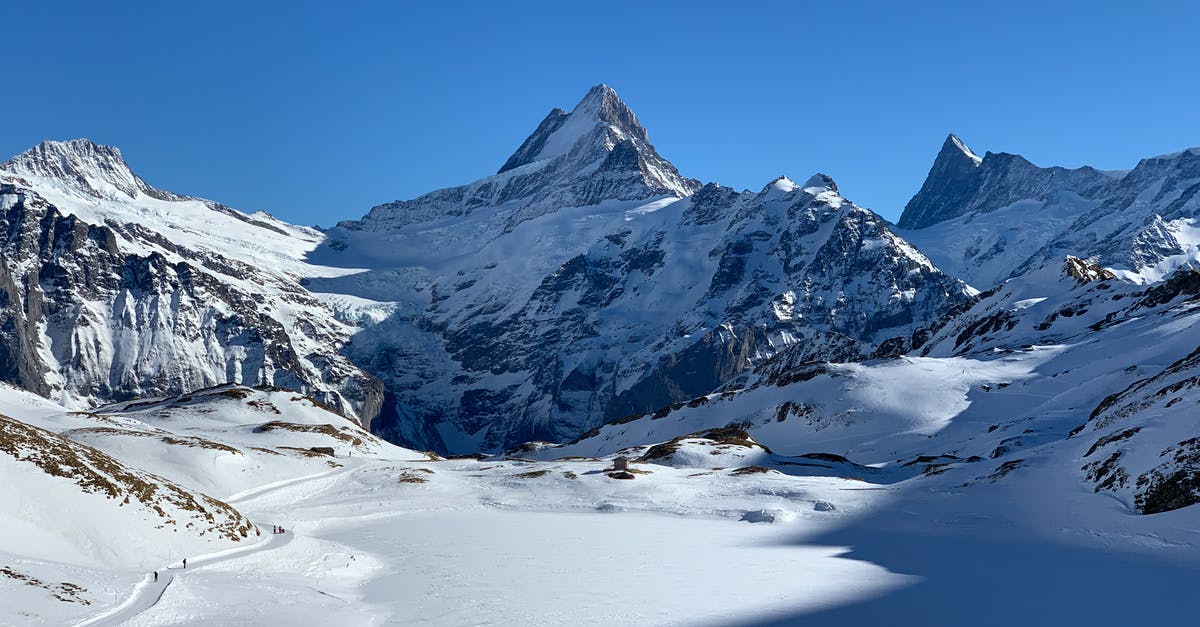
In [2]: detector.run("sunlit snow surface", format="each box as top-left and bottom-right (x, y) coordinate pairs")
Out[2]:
(115, 462), (912, 626)
(72, 449), (1200, 627)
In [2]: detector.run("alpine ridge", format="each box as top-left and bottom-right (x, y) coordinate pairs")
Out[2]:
(311, 86), (973, 452)
(899, 134), (1200, 289)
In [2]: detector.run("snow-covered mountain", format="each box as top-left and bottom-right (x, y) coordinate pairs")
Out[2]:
(0, 140), (385, 424)
(899, 134), (1200, 289)
(546, 255), (1200, 517)
(343, 84), (699, 235)
(312, 87), (973, 452)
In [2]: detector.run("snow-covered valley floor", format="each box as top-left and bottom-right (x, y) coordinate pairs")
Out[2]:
(5, 375), (1199, 626)
(75, 452), (1198, 627)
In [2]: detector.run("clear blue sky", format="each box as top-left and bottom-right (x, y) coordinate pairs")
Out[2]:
(4, 1), (1197, 225)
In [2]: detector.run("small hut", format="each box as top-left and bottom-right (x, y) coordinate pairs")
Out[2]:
(611, 455), (630, 471)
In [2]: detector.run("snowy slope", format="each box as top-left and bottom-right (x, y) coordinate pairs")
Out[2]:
(548, 257), (1200, 522)
(0, 380), (422, 626)
(20, 383), (411, 499)
(68, 410), (1200, 627)
(0, 412), (256, 567)
(0, 384), (261, 625)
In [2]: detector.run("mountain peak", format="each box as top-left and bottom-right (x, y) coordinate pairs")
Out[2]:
(353, 85), (699, 231)
(1, 138), (150, 200)
(896, 133), (989, 229)
(944, 133), (982, 165)
(497, 83), (651, 175)
(579, 83), (617, 105)
(802, 173), (838, 193)
(762, 175), (798, 194)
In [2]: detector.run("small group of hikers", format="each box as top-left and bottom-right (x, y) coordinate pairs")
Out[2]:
(152, 557), (188, 581)
(149, 527), (285, 582)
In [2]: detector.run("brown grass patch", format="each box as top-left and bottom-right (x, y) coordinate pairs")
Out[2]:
(0, 414), (255, 542)
(1, 567), (90, 605)
(254, 421), (365, 447)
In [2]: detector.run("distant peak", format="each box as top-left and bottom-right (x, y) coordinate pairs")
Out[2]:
(581, 83), (617, 102)
(802, 173), (838, 193)
(762, 175), (798, 194)
(574, 84), (625, 116)
(496, 83), (651, 174)
(943, 133), (982, 166)
(22, 138), (126, 163)
(897, 133), (989, 229)
(1, 138), (152, 200)
(569, 83), (646, 143)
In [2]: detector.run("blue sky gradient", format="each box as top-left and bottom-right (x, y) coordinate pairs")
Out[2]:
(4, 1), (1197, 225)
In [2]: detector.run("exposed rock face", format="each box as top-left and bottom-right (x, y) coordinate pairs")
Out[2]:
(1065, 256), (1116, 283)
(896, 134), (985, 229)
(498, 108), (569, 174)
(0, 185), (378, 416)
(0, 140), (384, 426)
(1134, 438), (1200, 515)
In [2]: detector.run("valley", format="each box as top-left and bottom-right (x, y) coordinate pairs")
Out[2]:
(2, 82), (1200, 625)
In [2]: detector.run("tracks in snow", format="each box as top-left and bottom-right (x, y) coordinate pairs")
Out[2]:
(75, 462), (362, 627)
(75, 526), (295, 627)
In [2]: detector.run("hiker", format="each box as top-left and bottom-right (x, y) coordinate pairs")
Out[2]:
(153, 571), (158, 582)
(182, 558), (187, 569)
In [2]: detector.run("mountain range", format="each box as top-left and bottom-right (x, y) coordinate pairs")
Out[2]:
(5, 83), (1200, 624)
(3, 85), (1200, 458)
